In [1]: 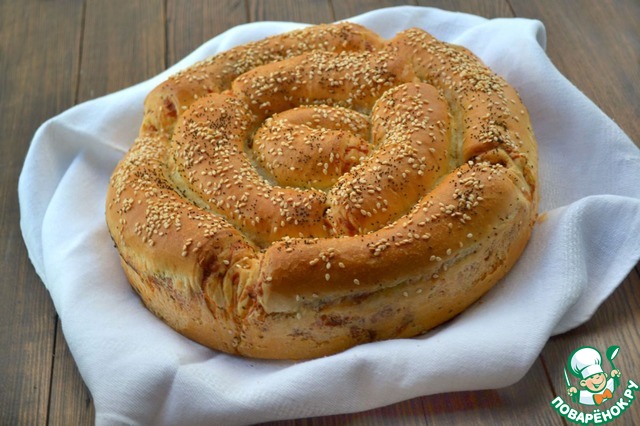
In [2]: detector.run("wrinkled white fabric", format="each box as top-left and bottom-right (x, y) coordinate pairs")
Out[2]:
(19, 6), (640, 425)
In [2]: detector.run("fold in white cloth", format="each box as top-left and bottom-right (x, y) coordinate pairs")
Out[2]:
(19, 6), (640, 425)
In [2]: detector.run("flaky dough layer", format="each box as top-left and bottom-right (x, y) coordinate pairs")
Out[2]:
(106, 22), (538, 359)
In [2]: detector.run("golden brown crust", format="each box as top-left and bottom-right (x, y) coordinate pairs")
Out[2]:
(106, 22), (538, 359)
(252, 105), (371, 189)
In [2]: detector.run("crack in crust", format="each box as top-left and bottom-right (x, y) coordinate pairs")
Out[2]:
(105, 22), (538, 359)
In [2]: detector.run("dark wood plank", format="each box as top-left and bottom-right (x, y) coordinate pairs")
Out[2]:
(333, 0), (514, 22)
(76, 0), (166, 103)
(48, 328), (95, 426)
(417, 0), (514, 19)
(0, 0), (83, 424)
(167, 0), (248, 67)
(332, 0), (418, 20)
(509, 0), (640, 146)
(46, 1), (166, 424)
(248, 0), (334, 24)
(7, 0), (634, 424)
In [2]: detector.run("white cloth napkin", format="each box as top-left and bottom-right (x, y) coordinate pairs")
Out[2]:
(19, 6), (640, 425)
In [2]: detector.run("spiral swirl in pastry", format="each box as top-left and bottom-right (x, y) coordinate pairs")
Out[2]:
(106, 22), (538, 359)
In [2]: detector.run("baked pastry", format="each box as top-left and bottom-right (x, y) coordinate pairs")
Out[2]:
(106, 22), (538, 359)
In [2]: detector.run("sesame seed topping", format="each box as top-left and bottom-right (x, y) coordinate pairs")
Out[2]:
(107, 22), (537, 331)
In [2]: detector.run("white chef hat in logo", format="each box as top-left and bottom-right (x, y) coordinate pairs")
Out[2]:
(570, 347), (604, 379)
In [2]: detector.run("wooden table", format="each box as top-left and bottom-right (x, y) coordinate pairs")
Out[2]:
(2, 1), (638, 424)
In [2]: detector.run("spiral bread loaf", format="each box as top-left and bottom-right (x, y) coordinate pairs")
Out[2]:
(106, 22), (538, 359)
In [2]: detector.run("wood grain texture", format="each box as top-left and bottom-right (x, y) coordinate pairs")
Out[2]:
(77, 0), (166, 103)
(248, 0), (334, 23)
(48, 326), (95, 426)
(0, 0), (83, 424)
(332, 0), (418, 20)
(509, 0), (640, 146)
(3, 0), (639, 424)
(167, 0), (247, 67)
(417, 0), (514, 18)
